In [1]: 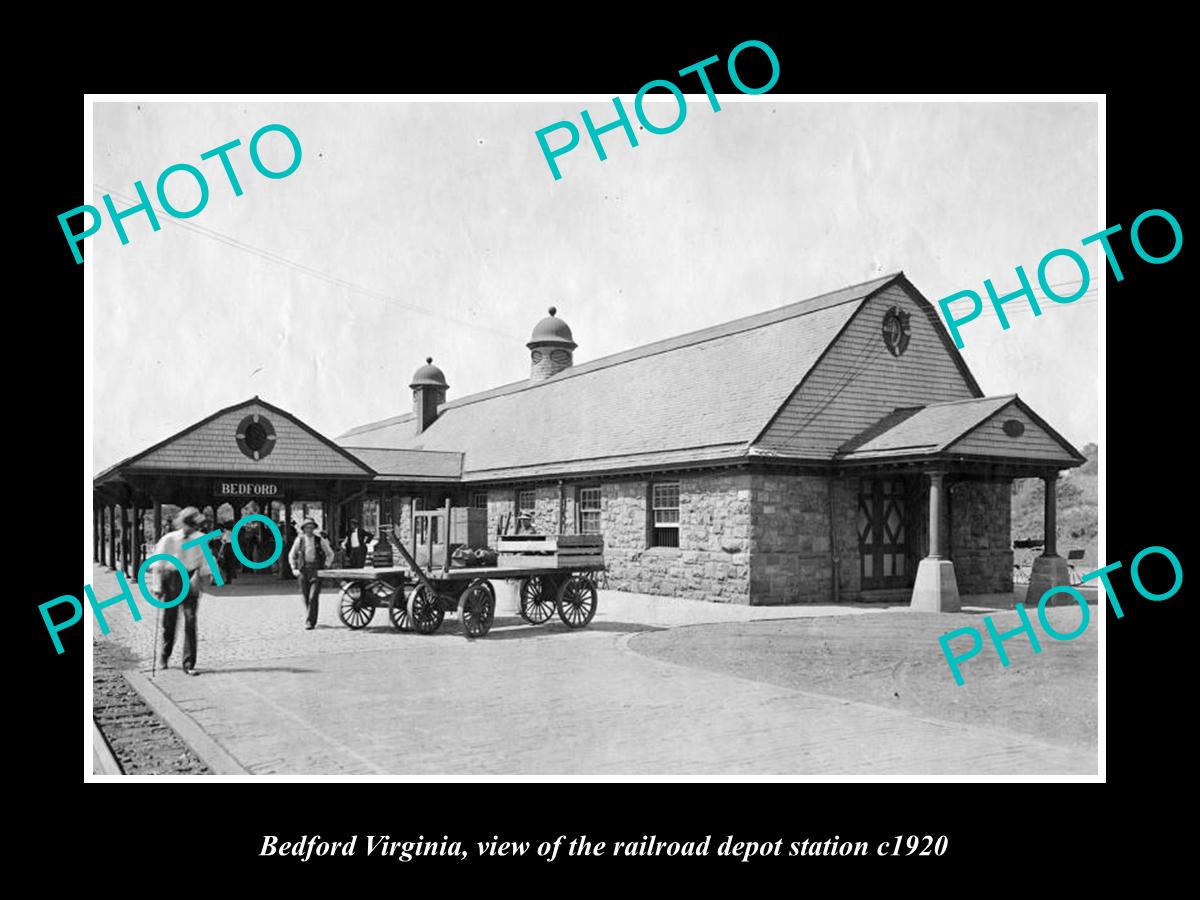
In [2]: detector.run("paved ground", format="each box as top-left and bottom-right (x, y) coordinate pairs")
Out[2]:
(90, 565), (1097, 775)
(629, 611), (1098, 748)
(90, 566), (885, 667)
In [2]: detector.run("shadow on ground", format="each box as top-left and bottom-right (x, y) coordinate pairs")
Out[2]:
(627, 607), (1097, 750)
(349, 617), (665, 641)
(190, 666), (319, 675)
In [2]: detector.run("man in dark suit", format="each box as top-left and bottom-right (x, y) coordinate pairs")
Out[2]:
(342, 517), (374, 568)
(282, 519), (298, 579)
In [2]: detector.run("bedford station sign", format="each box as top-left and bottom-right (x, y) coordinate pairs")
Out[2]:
(215, 481), (280, 497)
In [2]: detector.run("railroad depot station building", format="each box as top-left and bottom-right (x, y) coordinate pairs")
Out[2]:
(92, 272), (1084, 609)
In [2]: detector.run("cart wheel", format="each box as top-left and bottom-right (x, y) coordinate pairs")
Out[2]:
(460, 580), (496, 639)
(556, 574), (598, 629)
(338, 581), (375, 629)
(386, 584), (412, 632)
(407, 584), (445, 635)
(518, 576), (557, 625)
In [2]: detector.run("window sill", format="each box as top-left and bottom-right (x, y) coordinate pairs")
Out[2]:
(643, 546), (683, 555)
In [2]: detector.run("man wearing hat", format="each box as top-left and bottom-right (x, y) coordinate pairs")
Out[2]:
(289, 517), (336, 629)
(341, 517), (374, 568)
(148, 506), (215, 675)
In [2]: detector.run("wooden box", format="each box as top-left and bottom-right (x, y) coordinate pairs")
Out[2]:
(496, 533), (604, 569)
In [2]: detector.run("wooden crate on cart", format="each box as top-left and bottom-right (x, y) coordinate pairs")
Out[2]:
(319, 509), (605, 639)
(496, 533), (604, 568)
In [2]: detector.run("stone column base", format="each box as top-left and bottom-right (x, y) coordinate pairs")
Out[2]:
(910, 558), (961, 612)
(1024, 555), (1071, 607)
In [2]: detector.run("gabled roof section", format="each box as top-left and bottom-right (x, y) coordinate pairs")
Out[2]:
(837, 396), (1015, 458)
(836, 395), (1084, 466)
(95, 397), (376, 483)
(336, 274), (905, 476)
(890, 274), (983, 398)
(749, 274), (985, 460)
(342, 447), (463, 482)
(341, 273), (903, 443)
(339, 410), (413, 441)
(945, 396), (1085, 465)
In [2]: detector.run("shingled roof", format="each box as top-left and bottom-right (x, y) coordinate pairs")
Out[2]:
(95, 396), (377, 484)
(837, 396), (1016, 458)
(342, 447), (464, 482)
(836, 395), (1085, 465)
(338, 273), (905, 480)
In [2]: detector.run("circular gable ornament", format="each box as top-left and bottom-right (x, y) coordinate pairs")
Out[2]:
(881, 306), (912, 357)
(1002, 419), (1026, 438)
(236, 413), (277, 461)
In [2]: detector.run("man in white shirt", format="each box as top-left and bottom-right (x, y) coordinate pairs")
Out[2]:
(289, 517), (336, 630)
(150, 506), (217, 675)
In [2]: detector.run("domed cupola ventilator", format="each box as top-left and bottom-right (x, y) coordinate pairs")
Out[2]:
(410, 357), (448, 434)
(527, 307), (576, 381)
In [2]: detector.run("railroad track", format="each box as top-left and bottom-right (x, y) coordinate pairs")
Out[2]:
(92, 640), (212, 776)
(92, 720), (123, 775)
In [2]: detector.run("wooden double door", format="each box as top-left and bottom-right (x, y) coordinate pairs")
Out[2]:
(857, 478), (914, 590)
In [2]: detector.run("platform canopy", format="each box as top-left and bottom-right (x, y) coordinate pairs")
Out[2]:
(830, 395), (1085, 476)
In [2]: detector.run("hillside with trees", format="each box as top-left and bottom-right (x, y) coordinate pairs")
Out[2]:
(1011, 442), (1099, 572)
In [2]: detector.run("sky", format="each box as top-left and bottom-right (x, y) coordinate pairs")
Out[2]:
(91, 99), (1099, 472)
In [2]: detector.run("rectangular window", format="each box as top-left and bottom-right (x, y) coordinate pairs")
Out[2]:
(517, 489), (536, 533)
(362, 499), (379, 535)
(650, 482), (680, 548)
(578, 487), (601, 535)
(471, 491), (488, 510)
(413, 497), (427, 544)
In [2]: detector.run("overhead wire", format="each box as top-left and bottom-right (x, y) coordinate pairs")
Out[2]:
(92, 184), (525, 342)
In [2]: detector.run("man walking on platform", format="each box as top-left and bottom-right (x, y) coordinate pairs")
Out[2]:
(290, 517), (336, 630)
(150, 506), (214, 676)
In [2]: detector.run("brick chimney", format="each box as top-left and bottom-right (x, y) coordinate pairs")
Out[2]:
(410, 357), (448, 434)
(527, 307), (576, 381)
